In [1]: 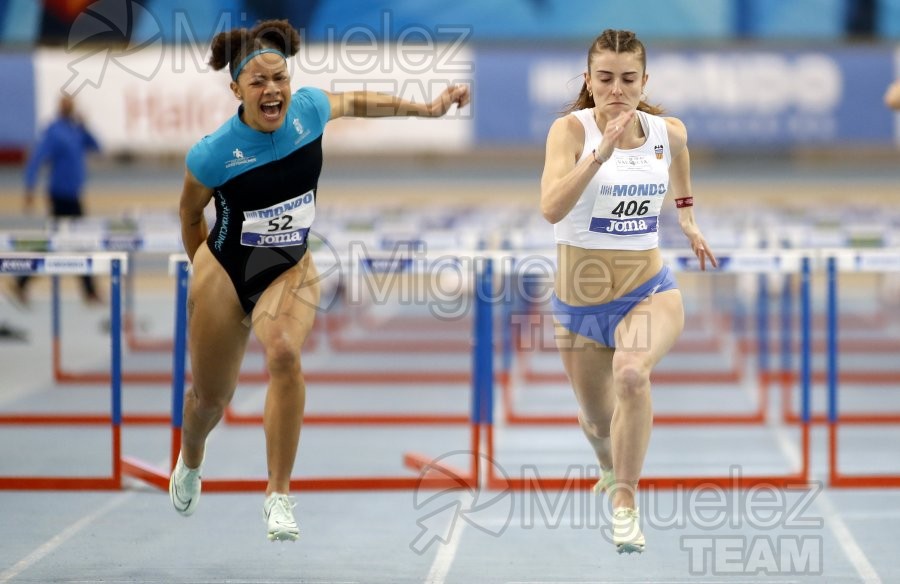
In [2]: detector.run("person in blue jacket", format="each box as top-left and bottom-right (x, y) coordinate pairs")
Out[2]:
(12, 94), (101, 307)
(167, 18), (469, 541)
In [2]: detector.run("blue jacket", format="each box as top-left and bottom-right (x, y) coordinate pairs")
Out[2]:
(24, 118), (100, 199)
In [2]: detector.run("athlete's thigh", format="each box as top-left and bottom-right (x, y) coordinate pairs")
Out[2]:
(613, 289), (684, 367)
(554, 321), (615, 392)
(188, 245), (251, 397)
(251, 253), (320, 351)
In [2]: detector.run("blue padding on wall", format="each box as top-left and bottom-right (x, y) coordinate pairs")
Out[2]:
(0, 0), (40, 44)
(132, 0), (246, 44)
(878, 0), (900, 37)
(310, 0), (732, 41)
(474, 45), (896, 147)
(0, 53), (35, 147)
(749, 0), (845, 38)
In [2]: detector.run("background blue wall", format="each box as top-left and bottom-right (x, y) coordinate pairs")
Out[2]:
(1, 1), (898, 151)
(473, 46), (895, 148)
(0, 0), (890, 44)
(0, 53), (34, 148)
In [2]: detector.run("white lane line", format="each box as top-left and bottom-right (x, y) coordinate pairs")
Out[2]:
(814, 495), (882, 584)
(423, 494), (470, 584)
(505, 581), (800, 584)
(772, 425), (882, 584)
(838, 510), (900, 520)
(0, 492), (134, 583)
(0, 450), (174, 583)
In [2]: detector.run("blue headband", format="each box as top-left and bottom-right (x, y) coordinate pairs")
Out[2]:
(232, 48), (287, 81)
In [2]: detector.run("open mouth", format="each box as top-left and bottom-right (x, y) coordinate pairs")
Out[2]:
(260, 101), (283, 121)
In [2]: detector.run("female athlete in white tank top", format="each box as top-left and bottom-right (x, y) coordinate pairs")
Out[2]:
(539, 28), (717, 555)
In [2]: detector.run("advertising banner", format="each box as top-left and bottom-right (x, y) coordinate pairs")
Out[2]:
(33, 40), (474, 155)
(23, 43), (899, 153)
(475, 46), (895, 148)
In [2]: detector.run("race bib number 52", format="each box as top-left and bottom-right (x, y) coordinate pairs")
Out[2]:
(240, 190), (315, 247)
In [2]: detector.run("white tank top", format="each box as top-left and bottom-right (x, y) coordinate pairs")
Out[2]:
(553, 108), (672, 251)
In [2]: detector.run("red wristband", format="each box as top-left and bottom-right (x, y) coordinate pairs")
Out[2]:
(675, 197), (694, 208)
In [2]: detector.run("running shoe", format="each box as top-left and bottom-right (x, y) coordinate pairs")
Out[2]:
(612, 507), (645, 554)
(168, 452), (202, 517)
(264, 493), (299, 542)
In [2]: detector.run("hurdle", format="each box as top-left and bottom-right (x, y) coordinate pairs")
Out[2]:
(41, 235), (297, 387)
(30, 223), (490, 386)
(825, 250), (900, 487)
(212, 249), (476, 424)
(121, 253), (488, 491)
(781, 249), (900, 425)
(485, 251), (814, 491)
(0, 252), (126, 490)
(7, 226), (285, 385)
(3, 228), (184, 387)
(501, 250), (788, 427)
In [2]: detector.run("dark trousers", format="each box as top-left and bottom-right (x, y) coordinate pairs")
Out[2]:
(16, 197), (98, 297)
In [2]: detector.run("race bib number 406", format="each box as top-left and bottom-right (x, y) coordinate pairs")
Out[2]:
(589, 183), (664, 236)
(240, 190), (315, 247)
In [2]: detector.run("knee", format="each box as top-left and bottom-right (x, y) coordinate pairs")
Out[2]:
(264, 334), (301, 376)
(613, 361), (651, 402)
(188, 386), (229, 416)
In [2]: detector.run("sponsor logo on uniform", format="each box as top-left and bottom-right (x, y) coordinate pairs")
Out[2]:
(243, 192), (314, 220)
(293, 118), (310, 145)
(214, 195), (231, 252)
(615, 155), (652, 171)
(599, 183), (667, 197)
(225, 147), (257, 169)
(589, 216), (659, 235)
(655, 144), (664, 160)
(242, 229), (310, 247)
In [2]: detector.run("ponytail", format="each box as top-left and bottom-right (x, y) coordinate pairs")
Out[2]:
(637, 100), (664, 116)
(564, 79), (594, 114)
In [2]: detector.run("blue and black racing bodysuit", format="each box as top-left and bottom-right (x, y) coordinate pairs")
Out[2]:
(186, 87), (330, 313)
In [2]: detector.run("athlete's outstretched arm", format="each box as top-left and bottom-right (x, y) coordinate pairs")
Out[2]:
(885, 79), (900, 110)
(666, 117), (717, 271)
(179, 169), (214, 262)
(325, 85), (469, 120)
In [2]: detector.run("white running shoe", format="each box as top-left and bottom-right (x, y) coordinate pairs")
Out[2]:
(168, 453), (202, 517)
(264, 493), (299, 542)
(612, 507), (645, 554)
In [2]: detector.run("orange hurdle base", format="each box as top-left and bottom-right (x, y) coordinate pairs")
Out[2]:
(122, 422), (481, 492)
(828, 421), (900, 488)
(0, 426), (123, 490)
(483, 421), (811, 491)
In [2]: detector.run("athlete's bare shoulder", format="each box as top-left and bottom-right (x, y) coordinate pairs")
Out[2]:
(663, 116), (687, 154)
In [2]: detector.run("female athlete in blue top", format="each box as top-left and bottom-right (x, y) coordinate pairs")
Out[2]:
(168, 19), (469, 541)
